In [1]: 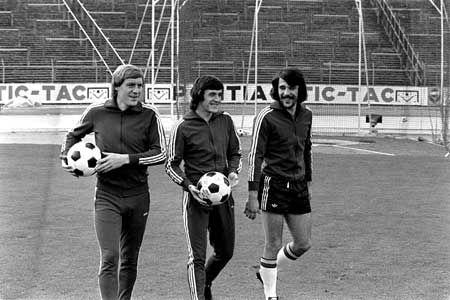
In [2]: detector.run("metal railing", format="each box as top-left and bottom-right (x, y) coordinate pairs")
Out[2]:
(60, 0), (125, 75)
(370, 0), (426, 85)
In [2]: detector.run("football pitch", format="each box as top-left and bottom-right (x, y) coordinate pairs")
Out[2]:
(1, 133), (450, 300)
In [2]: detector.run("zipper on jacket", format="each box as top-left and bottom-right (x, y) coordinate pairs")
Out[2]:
(292, 117), (302, 170)
(207, 122), (218, 171)
(120, 113), (124, 153)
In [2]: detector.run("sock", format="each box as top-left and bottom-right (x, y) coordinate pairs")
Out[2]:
(277, 242), (305, 270)
(260, 257), (277, 299)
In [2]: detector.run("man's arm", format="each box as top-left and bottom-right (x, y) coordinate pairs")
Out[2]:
(304, 120), (312, 182)
(304, 119), (313, 199)
(128, 106), (167, 166)
(165, 119), (192, 190)
(60, 105), (96, 175)
(164, 120), (210, 205)
(60, 106), (96, 158)
(247, 108), (270, 191)
(226, 113), (242, 175)
(245, 109), (270, 219)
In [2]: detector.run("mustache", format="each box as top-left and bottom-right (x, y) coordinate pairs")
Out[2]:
(281, 95), (296, 100)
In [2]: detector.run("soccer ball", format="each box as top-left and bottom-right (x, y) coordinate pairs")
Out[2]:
(67, 141), (102, 177)
(237, 128), (250, 136)
(197, 171), (231, 205)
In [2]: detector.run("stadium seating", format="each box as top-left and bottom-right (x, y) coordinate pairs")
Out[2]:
(0, 10), (14, 26)
(0, 0), (446, 86)
(0, 48), (30, 66)
(0, 28), (21, 47)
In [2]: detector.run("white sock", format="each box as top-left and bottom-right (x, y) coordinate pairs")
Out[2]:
(260, 258), (277, 298)
(277, 242), (299, 270)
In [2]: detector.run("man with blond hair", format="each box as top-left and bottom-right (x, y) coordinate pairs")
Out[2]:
(61, 64), (166, 300)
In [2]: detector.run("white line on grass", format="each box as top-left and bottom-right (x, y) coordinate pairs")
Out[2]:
(333, 144), (395, 156)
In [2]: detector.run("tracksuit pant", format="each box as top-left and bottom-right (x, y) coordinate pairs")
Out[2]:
(94, 187), (150, 300)
(182, 190), (235, 300)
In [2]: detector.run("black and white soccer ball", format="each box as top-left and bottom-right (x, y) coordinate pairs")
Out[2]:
(67, 141), (102, 177)
(197, 171), (231, 205)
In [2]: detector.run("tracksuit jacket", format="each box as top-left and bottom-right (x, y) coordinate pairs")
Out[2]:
(166, 110), (242, 189)
(248, 100), (312, 191)
(61, 99), (167, 194)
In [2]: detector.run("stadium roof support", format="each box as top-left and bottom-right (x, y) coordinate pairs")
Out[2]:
(355, 0), (372, 134)
(240, 0), (261, 129)
(61, 0), (121, 76)
(427, 0), (450, 148)
(131, 0), (178, 117)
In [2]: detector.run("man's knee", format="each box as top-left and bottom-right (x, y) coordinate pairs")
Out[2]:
(292, 240), (312, 256)
(216, 246), (234, 262)
(102, 249), (119, 263)
(120, 255), (138, 269)
(100, 249), (119, 272)
(265, 239), (283, 256)
(120, 249), (139, 266)
(192, 255), (206, 268)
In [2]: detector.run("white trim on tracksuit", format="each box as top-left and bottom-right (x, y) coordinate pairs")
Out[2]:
(182, 191), (199, 300)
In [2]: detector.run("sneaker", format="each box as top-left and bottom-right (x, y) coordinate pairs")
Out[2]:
(204, 285), (213, 300)
(267, 297), (279, 300)
(256, 270), (263, 285)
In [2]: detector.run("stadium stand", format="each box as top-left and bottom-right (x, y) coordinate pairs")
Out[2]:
(0, 10), (14, 26)
(0, 0), (446, 86)
(0, 28), (22, 46)
(0, 48), (30, 66)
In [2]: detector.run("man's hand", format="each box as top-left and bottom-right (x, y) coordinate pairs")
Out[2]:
(228, 172), (239, 188)
(60, 155), (78, 177)
(188, 184), (211, 207)
(307, 181), (312, 200)
(95, 152), (129, 173)
(244, 190), (260, 220)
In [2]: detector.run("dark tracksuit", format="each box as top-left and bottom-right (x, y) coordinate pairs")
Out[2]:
(61, 99), (166, 300)
(248, 100), (312, 192)
(165, 110), (242, 300)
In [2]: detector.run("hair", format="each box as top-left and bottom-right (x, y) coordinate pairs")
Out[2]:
(270, 67), (308, 103)
(190, 75), (224, 110)
(111, 64), (144, 101)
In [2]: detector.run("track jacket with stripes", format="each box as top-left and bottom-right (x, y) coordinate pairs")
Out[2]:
(61, 99), (167, 194)
(248, 101), (312, 191)
(165, 110), (242, 190)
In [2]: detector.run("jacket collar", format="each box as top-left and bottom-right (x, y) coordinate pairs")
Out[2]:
(104, 98), (143, 113)
(270, 100), (304, 117)
(184, 110), (224, 121)
(270, 100), (283, 111)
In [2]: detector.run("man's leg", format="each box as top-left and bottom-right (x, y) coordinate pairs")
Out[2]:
(278, 213), (312, 269)
(205, 196), (235, 293)
(260, 211), (284, 299)
(183, 191), (209, 300)
(118, 192), (150, 300)
(94, 189), (122, 300)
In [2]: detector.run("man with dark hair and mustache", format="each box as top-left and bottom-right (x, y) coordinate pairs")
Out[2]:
(244, 67), (313, 300)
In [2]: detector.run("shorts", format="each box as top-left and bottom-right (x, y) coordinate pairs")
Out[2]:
(258, 174), (311, 215)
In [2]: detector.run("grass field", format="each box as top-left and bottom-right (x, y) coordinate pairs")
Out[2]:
(1, 134), (450, 300)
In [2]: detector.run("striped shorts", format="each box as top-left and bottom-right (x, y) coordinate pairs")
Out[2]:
(258, 174), (311, 215)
